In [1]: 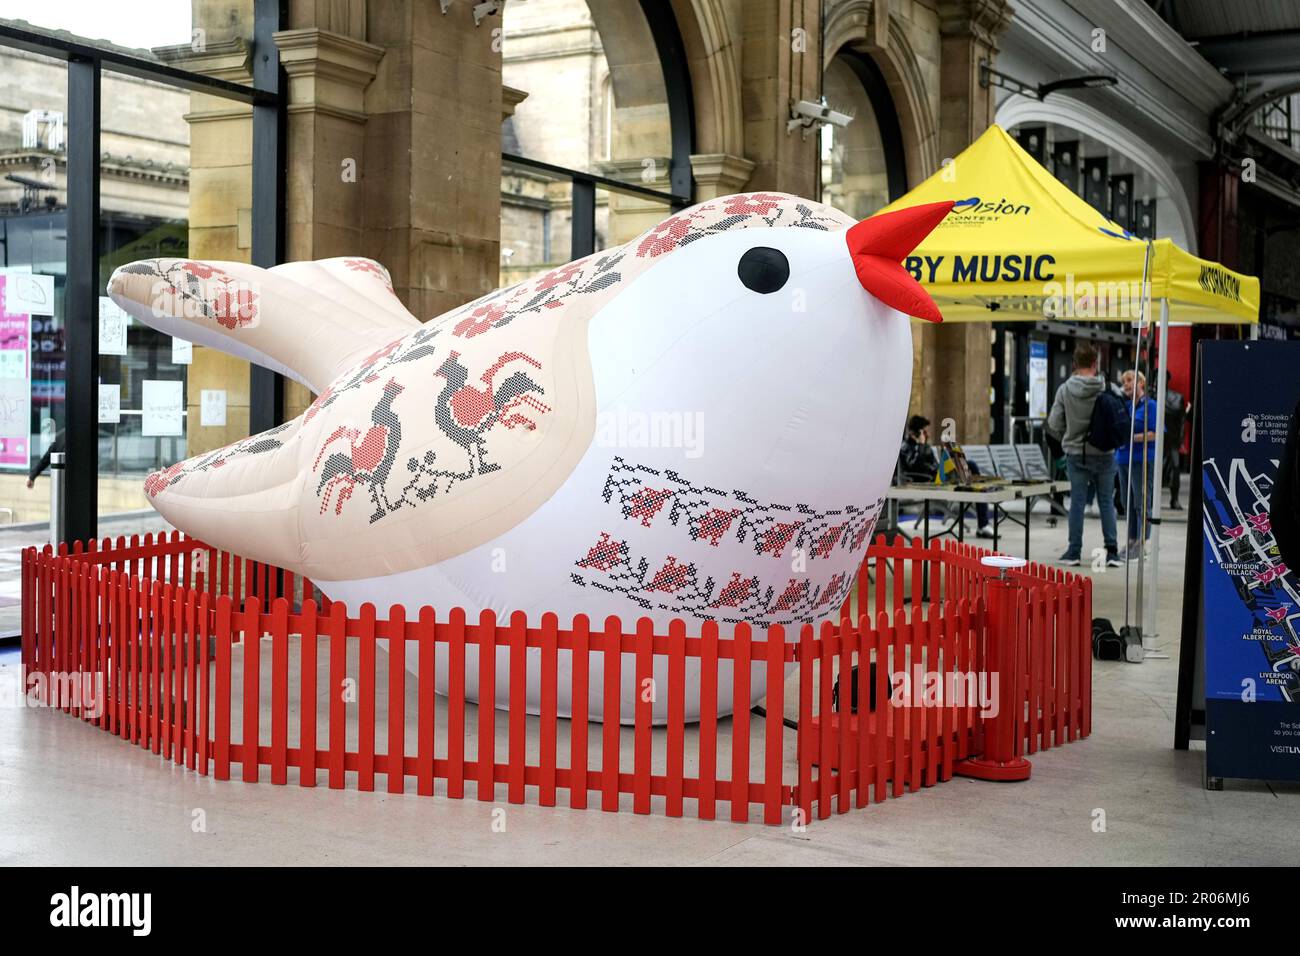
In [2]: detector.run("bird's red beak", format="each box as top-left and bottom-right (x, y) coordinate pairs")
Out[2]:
(845, 200), (954, 322)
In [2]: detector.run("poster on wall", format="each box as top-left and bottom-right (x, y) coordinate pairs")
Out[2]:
(0, 275), (32, 469)
(1028, 340), (1048, 419)
(99, 297), (128, 356)
(171, 337), (192, 365)
(2, 271), (54, 317)
(200, 389), (226, 427)
(141, 380), (183, 437)
(1199, 340), (1300, 783)
(98, 383), (121, 425)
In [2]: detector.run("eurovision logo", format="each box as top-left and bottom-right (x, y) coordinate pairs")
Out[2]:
(949, 196), (1031, 220)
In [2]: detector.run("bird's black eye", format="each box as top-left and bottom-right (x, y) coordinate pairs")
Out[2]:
(737, 246), (790, 294)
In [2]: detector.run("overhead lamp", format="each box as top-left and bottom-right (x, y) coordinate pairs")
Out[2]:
(980, 60), (1118, 100)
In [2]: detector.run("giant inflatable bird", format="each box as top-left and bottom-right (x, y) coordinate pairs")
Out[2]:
(108, 193), (952, 721)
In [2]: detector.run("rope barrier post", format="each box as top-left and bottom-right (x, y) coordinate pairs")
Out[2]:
(954, 555), (1032, 782)
(49, 451), (65, 546)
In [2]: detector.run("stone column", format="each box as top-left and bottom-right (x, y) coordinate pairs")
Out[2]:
(689, 153), (756, 200)
(361, 0), (503, 323)
(273, 24), (384, 418)
(738, 0), (821, 195)
(920, 0), (1011, 444)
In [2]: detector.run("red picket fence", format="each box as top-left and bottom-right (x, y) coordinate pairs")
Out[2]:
(20, 532), (1090, 825)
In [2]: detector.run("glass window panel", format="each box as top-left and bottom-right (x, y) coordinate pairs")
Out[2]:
(821, 56), (891, 221)
(595, 183), (670, 253)
(0, 47), (66, 632)
(96, 62), (254, 522)
(0, 1), (256, 75)
(502, 0), (671, 188)
(500, 159), (573, 286)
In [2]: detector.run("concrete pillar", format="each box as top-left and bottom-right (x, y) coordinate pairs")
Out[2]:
(919, 0), (1011, 444)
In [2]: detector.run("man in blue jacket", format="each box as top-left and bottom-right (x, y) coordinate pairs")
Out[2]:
(1046, 343), (1121, 567)
(1117, 370), (1159, 559)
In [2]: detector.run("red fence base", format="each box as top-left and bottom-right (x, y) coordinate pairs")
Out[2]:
(20, 533), (1091, 824)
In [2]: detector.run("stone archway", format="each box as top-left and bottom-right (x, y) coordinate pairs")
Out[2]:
(822, 0), (941, 191)
(668, 0), (751, 197)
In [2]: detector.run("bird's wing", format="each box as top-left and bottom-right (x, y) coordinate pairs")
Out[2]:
(107, 256), (420, 394)
(142, 250), (632, 580)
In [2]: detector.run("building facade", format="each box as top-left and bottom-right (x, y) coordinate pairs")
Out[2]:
(2, 0), (1294, 535)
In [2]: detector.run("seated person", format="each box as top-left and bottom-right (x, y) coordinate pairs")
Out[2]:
(898, 415), (992, 538)
(899, 414), (938, 482)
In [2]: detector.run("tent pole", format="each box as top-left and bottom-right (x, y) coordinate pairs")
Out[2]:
(1143, 298), (1171, 658)
(1125, 241), (1155, 632)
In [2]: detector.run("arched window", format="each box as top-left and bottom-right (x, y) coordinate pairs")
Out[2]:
(500, 0), (692, 284)
(820, 49), (908, 219)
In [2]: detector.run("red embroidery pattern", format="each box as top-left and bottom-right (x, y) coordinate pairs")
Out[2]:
(600, 456), (883, 561)
(343, 258), (393, 290)
(571, 453), (881, 627)
(570, 531), (857, 627)
(113, 259), (260, 330)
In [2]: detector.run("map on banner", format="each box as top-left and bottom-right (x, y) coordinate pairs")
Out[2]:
(1199, 341), (1300, 782)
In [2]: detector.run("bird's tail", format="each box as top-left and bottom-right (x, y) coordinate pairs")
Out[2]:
(107, 257), (421, 393)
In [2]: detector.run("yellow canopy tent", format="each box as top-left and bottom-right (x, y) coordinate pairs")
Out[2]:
(877, 124), (1263, 648)
(877, 124), (1259, 326)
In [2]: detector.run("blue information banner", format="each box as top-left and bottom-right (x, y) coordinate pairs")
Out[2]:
(1200, 341), (1300, 782)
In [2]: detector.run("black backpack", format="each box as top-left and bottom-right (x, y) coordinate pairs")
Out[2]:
(1087, 389), (1130, 453)
(1164, 390), (1187, 438)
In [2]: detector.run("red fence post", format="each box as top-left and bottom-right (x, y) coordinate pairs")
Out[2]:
(796, 623), (813, 825)
(698, 620), (719, 820)
(730, 622), (751, 823)
(271, 596), (290, 785)
(358, 603), (377, 792)
(477, 609), (497, 802)
(569, 614), (590, 810)
(214, 595), (232, 781)
(538, 612), (558, 808)
(447, 607), (466, 800)
(507, 610), (527, 805)
(600, 615), (621, 812)
(763, 624), (785, 825)
(242, 596), (262, 783)
(632, 617), (653, 815)
(416, 606), (436, 797)
(666, 618), (685, 819)
(387, 604), (407, 795)
(954, 558), (1031, 782)
(300, 599), (318, 787)
(327, 600), (347, 790)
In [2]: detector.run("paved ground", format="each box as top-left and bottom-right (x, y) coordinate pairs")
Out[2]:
(2, 494), (1297, 866)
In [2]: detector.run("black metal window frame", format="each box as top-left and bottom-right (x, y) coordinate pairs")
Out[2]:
(0, 4), (287, 545)
(503, 0), (696, 261)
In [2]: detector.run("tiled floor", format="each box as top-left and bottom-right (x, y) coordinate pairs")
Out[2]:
(2, 495), (1296, 866)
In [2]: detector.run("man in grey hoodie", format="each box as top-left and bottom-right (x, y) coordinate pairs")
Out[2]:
(1046, 342), (1121, 567)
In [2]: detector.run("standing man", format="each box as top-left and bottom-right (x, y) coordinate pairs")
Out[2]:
(1117, 370), (1159, 558)
(1047, 343), (1121, 567)
(1162, 370), (1188, 510)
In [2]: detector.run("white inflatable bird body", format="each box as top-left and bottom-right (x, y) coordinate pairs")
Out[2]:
(108, 192), (953, 721)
